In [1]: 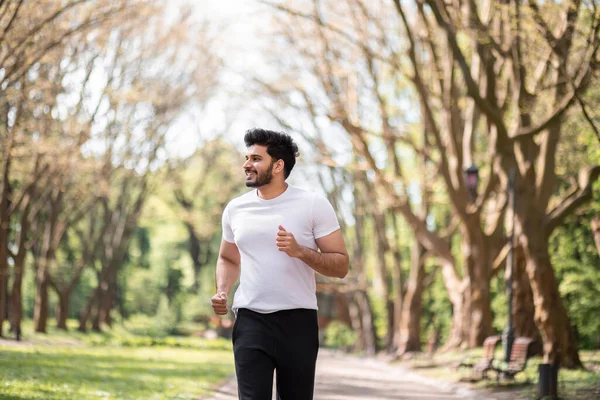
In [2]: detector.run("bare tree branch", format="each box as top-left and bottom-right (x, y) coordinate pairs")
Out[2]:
(422, 0), (507, 140)
(576, 92), (600, 144)
(512, 69), (591, 140)
(545, 165), (600, 233)
(0, 0), (24, 42)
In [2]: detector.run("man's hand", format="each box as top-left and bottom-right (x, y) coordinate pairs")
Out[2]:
(211, 292), (228, 315)
(276, 225), (303, 258)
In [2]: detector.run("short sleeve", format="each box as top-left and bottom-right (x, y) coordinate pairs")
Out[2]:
(221, 204), (235, 243)
(312, 194), (341, 239)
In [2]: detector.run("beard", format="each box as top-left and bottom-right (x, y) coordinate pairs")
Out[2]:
(245, 160), (275, 188)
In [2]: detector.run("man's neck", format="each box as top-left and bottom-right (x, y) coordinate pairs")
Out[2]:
(257, 182), (288, 200)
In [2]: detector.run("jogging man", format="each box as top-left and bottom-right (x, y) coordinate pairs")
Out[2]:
(211, 128), (349, 399)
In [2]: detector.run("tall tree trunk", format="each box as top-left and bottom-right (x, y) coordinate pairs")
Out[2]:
(0, 137), (13, 337)
(347, 292), (363, 350)
(91, 296), (102, 332)
(389, 214), (404, 352)
(9, 198), (31, 340)
(519, 212), (582, 368)
(94, 281), (109, 331)
(33, 266), (50, 333)
(79, 286), (100, 332)
(97, 289), (112, 328)
(98, 259), (120, 328)
(350, 286), (378, 355)
(443, 279), (469, 350)
(185, 222), (203, 292)
(391, 261), (403, 351)
(3, 278), (8, 322)
(397, 242), (426, 354)
(10, 283), (23, 340)
(512, 245), (538, 339)
(373, 212), (394, 351)
(462, 218), (494, 346)
(55, 290), (71, 330)
(10, 253), (26, 340)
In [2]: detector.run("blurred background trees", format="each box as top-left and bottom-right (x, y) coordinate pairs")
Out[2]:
(0, 0), (599, 372)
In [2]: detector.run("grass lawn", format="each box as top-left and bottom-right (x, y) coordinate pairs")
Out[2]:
(0, 321), (234, 400)
(393, 348), (600, 399)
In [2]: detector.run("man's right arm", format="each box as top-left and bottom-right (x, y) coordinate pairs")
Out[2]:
(212, 239), (241, 315)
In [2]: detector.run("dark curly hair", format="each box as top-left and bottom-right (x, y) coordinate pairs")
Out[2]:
(244, 128), (300, 179)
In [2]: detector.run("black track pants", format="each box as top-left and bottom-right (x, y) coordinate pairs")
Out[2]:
(232, 308), (319, 400)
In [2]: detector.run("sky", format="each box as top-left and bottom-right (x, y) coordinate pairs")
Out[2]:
(160, 1), (360, 202)
(164, 0), (275, 158)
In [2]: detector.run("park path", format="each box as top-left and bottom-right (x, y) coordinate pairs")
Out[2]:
(204, 350), (482, 400)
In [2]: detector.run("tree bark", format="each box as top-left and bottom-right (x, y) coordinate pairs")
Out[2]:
(512, 245), (538, 339)
(0, 137), (12, 337)
(353, 288), (378, 355)
(55, 290), (71, 330)
(389, 213), (404, 352)
(462, 220), (494, 346)
(397, 242), (426, 354)
(519, 209), (582, 368)
(78, 286), (100, 332)
(33, 266), (50, 333)
(373, 212), (394, 351)
(9, 246), (26, 340)
(442, 279), (469, 350)
(33, 193), (61, 333)
(185, 222), (203, 292)
(592, 216), (600, 256)
(9, 195), (32, 340)
(97, 280), (114, 328)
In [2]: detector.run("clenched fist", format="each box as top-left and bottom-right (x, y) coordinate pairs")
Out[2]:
(276, 225), (302, 258)
(211, 292), (228, 315)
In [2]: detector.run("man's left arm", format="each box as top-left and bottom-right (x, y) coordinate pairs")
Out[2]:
(276, 226), (349, 278)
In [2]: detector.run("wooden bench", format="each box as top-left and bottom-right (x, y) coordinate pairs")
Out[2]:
(455, 335), (501, 380)
(492, 337), (536, 381)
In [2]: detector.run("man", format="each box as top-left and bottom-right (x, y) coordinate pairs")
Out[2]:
(211, 128), (349, 400)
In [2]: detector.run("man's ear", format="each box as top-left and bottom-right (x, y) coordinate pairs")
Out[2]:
(276, 159), (285, 174)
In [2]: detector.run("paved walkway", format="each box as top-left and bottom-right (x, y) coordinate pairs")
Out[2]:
(204, 350), (481, 400)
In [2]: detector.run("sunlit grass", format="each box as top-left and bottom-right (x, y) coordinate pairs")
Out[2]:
(0, 320), (234, 400)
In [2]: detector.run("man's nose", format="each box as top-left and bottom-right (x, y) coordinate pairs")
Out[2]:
(243, 159), (251, 169)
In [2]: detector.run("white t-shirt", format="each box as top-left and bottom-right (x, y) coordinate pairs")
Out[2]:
(222, 185), (340, 313)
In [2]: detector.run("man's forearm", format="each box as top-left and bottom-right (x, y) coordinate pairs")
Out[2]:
(297, 246), (348, 278)
(215, 256), (240, 293)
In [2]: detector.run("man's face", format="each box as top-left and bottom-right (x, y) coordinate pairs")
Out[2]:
(243, 145), (276, 188)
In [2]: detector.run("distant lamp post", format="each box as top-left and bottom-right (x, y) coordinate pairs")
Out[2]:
(464, 164), (479, 202)
(503, 168), (517, 363)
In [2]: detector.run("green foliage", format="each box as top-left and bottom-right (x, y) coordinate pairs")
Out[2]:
(123, 269), (162, 316)
(421, 267), (452, 342)
(551, 186), (600, 349)
(112, 139), (244, 328)
(324, 321), (358, 350)
(368, 292), (388, 349)
(181, 295), (212, 323)
(153, 295), (179, 337)
(490, 277), (508, 335)
(83, 335), (232, 350)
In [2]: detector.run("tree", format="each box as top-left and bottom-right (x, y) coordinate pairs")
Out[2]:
(1, 1), (222, 335)
(167, 140), (242, 293)
(261, 0), (504, 351)
(263, 0), (600, 367)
